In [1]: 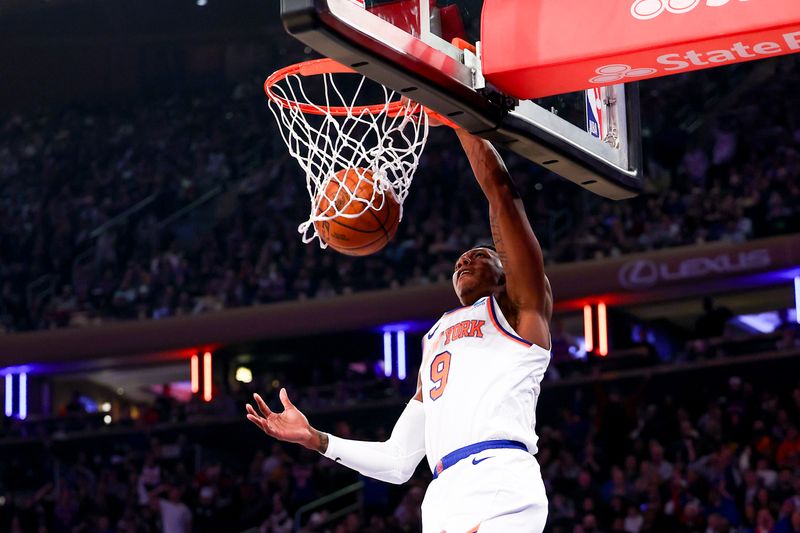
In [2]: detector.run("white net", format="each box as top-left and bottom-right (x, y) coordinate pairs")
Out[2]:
(265, 59), (429, 247)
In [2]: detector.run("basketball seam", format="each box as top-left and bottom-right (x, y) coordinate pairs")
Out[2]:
(368, 207), (390, 241)
(335, 236), (386, 250)
(384, 201), (400, 239)
(316, 213), (379, 233)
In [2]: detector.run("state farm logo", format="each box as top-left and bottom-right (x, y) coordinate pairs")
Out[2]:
(589, 31), (800, 84)
(618, 249), (771, 290)
(589, 64), (658, 84)
(631, 0), (749, 21)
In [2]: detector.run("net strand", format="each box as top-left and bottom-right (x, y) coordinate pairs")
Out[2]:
(267, 65), (428, 247)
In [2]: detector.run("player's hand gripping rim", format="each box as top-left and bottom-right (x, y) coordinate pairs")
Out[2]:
(399, 96), (459, 129)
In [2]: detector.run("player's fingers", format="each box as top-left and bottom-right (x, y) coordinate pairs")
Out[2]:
(246, 413), (267, 432)
(279, 388), (295, 410)
(253, 393), (273, 418)
(247, 410), (278, 436)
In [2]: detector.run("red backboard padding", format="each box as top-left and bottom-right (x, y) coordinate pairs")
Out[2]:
(481, 0), (800, 99)
(439, 4), (468, 44)
(369, 0), (435, 36)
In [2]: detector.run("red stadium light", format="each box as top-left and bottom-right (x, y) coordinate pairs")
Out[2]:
(203, 352), (213, 402)
(583, 305), (594, 352)
(190, 354), (199, 394)
(598, 303), (609, 356)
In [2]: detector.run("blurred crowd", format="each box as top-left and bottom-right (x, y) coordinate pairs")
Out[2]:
(1, 57), (798, 332)
(538, 376), (800, 533)
(1, 352), (799, 533)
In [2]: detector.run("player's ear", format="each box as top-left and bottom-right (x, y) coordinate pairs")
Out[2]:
(497, 271), (506, 286)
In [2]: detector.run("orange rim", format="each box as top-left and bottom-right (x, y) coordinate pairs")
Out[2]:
(265, 58), (410, 117)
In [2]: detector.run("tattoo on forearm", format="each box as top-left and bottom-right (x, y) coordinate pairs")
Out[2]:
(316, 430), (329, 453)
(465, 136), (521, 199)
(490, 210), (511, 273)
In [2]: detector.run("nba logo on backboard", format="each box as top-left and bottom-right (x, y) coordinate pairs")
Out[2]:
(585, 88), (604, 139)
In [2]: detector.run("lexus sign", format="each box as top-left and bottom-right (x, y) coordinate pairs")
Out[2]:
(618, 249), (772, 290)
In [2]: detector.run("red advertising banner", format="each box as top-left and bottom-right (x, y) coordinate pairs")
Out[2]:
(481, 0), (800, 99)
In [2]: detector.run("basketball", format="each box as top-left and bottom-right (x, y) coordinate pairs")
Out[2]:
(313, 168), (401, 256)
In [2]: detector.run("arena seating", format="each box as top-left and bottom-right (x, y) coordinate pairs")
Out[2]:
(1, 57), (798, 333)
(1, 336), (798, 532)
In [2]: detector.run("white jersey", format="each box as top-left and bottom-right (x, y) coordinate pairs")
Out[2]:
(420, 294), (550, 471)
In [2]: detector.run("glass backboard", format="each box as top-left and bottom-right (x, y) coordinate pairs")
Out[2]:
(280, 0), (643, 199)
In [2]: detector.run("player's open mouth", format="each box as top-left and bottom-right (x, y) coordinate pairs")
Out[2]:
(457, 270), (472, 280)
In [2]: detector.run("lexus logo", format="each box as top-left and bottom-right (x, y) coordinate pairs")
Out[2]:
(618, 260), (659, 289)
(618, 250), (771, 290)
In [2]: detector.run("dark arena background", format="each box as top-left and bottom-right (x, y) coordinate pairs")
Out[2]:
(1, 0), (800, 532)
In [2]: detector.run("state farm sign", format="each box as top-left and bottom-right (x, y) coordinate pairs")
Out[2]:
(590, 31), (800, 83)
(481, 0), (800, 100)
(617, 249), (771, 290)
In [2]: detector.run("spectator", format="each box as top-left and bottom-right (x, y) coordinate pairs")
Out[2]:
(152, 485), (192, 533)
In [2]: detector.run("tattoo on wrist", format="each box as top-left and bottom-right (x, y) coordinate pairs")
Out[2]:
(315, 431), (329, 453)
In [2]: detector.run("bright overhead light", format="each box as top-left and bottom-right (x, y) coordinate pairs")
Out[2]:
(196, 0), (207, 5)
(100, 402), (112, 413)
(795, 277), (800, 325)
(383, 332), (392, 377)
(103, 415), (112, 425)
(18, 373), (26, 420)
(235, 366), (253, 384)
(397, 330), (406, 380)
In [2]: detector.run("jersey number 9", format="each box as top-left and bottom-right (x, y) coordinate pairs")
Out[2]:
(429, 351), (451, 401)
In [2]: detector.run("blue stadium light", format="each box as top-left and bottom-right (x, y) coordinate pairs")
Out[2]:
(378, 320), (434, 334)
(18, 373), (27, 420)
(735, 312), (779, 334)
(795, 277), (800, 325)
(383, 331), (392, 377)
(397, 330), (407, 380)
(4, 374), (12, 417)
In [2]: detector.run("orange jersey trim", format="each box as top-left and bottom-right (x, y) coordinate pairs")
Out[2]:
(486, 295), (533, 347)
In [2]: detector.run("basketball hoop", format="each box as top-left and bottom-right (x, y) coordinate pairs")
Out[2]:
(265, 58), (434, 247)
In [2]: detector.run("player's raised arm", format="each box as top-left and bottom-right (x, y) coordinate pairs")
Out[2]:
(246, 387), (425, 485)
(455, 129), (551, 348)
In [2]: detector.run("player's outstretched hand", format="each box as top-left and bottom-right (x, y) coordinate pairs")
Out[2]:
(246, 388), (316, 448)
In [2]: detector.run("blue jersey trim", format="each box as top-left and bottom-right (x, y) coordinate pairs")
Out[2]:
(432, 440), (527, 479)
(472, 296), (488, 307)
(443, 296), (488, 316)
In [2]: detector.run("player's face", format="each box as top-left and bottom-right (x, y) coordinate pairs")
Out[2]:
(452, 247), (504, 305)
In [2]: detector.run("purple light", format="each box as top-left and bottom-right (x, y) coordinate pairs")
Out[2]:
(795, 277), (800, 325)
(18, 373), (26, 420)
(383, 332), (392, 377)
(735, 313), (779, 334)
(379, 320), (435, 334)
(397, 330), (407, 380)
(4, 374), (12, 417)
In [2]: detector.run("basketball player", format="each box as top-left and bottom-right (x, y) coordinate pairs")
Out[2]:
(246, 127), (552, 532)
